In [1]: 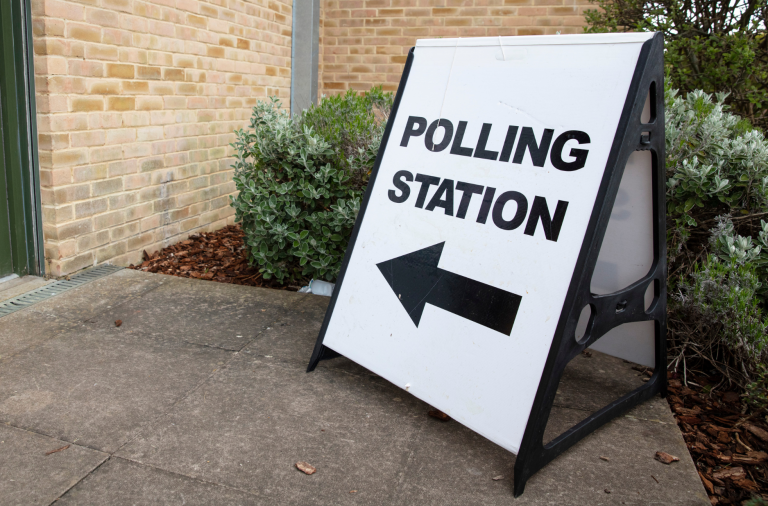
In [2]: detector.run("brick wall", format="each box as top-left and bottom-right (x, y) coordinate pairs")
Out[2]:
(32, 0), (292, 276)
(319, 0), (594, 95)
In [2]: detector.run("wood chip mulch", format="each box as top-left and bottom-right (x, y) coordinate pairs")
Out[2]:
(128, 225), (296, 290)
(667, 371), (768, 504)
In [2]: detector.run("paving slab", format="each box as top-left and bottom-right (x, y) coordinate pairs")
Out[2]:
(0, 424), (107, 506)
(0, 309), (81, 360)
(394, 396), (706, 505)
(58, 457), (259, 505)
(118, 279), (705, 504)
(85, 274), (305, 351)
(0, 271), (709, 504)
(28, 269), (164, 323)
(117, 358), (425, 504)
(0, 324), (232, 453)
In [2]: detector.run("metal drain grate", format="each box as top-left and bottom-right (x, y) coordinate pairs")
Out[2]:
(0, 264), (123, 318)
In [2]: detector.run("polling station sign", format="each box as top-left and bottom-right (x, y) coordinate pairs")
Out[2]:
(308, 33), (667, 495)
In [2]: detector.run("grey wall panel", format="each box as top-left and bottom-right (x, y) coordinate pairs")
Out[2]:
(290, 0), (320, 115)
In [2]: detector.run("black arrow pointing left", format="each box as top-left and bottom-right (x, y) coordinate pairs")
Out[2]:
(376, 242), (522, 335)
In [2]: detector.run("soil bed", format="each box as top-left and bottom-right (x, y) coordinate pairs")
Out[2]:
(666, 370), (768, 504)
(128, 225), (302, 290)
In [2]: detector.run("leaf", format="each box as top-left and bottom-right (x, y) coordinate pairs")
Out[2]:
(654, 451), (679, 464)
(295, 461), (316, 475)
(428, 409), (451, 422)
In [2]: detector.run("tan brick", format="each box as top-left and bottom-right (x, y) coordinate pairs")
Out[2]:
(68, 60), (104, 77)
(108, 159), (137, 177)
(71, 130), (106, 147)
(89, 145), (123, 163)
(163, 68), (185, 81)
(127, 232), (154, 251)
(76, 230), (111, 252)
(92, 178), (123, 197)
(122, 112), (150, 127)
(95, 240), (127, 263)
(111, 221), (140, 241)
(124, 173), (151, 189)
(56, 252), (94, 274)
(123, 81), (150, 93)
(40, 0), (85, 20)
(75, 197), (108, 218)
(84, 43), (119, 60)
(56, 219), (93, 240)
(103, 0), (132, 13)
(107, 96), (135, 111)
(74, 164), (108, 182)
(108, 192), (139, 210)
(51, 149), (88, 167)
(38, 133), (70, 151)
(67, 23), (101, 43)
(137, 96), (164, 110)
(53, 183), (90, 204)
(106, 63), (134, 78)
(45, 76), (86, 93)
(206, 45), (225, 58)
(136, 65), (161, 80)
(105, 128), (136, 144)
(35, 56), (67, 75)
(87, 112), (122, 130)
(149, 82), (174, 95)
(50, 114), (88, 132)
(88, 80), (121, 95)
(71, 97), (104, 112)
(86, 8), (119, 27)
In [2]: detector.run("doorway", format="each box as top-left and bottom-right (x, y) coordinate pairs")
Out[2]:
(0, 0), (44, 278)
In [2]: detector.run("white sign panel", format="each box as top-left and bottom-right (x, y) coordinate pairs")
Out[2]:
(318, 33), (655, 454)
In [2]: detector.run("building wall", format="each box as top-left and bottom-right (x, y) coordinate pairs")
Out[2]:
(318, 0), (594, 95)
(32, 0), (292, 276)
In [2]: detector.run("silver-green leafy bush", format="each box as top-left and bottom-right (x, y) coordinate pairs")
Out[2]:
(673, 255), (767, 378)
(230, 89), (393, 283)
(666, 89), (768, 227)
(667, 87), (768, 386)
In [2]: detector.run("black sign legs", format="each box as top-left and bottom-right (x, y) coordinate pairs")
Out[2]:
(512, 33), (667, 497)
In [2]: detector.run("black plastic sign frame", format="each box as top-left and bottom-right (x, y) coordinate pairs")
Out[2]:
(308, 33), (666, 497)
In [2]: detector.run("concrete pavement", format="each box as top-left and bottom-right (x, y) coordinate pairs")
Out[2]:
(0, 269), (708, 505)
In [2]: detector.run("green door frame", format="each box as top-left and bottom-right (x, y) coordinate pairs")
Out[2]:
(0, 0), (44, 277)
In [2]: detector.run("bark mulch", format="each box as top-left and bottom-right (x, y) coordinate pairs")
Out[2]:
(128, 225), (297, 290)
(667, 371), (768, 504)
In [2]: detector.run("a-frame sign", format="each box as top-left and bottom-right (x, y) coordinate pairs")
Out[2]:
(308, 32), (666, 496)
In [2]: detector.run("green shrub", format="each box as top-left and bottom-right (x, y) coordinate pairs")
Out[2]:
(666, 90), (768, 226)
(664, 88), (768, 385)
(665, 88), (768, 276)
(229, 89), (393, 283)
(584, 0), (768, 130)
(744, 496), (768, 506)
(673, 255), (768, 379)
(744, 363), (768, 412)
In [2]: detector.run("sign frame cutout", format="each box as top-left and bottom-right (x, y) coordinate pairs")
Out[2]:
(307, 33), (667, 497)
